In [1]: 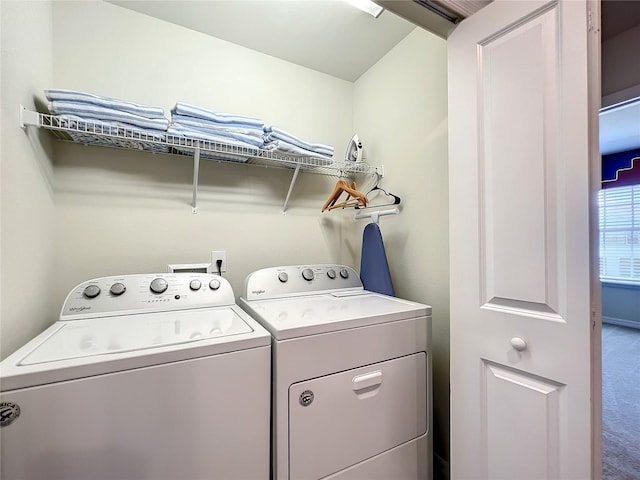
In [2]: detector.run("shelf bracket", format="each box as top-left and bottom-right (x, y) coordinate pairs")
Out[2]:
(192, 147), (201, 214)
(282, 164), (301, 214)
(20, 105), (40, 128)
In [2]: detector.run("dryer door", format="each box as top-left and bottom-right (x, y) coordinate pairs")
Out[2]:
(288, 352), (427, 479)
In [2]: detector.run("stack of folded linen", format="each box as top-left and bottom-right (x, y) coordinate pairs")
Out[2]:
(45, 89), (170, 152)
(168, 103), (265, 163)
(262, 125), (334, 165)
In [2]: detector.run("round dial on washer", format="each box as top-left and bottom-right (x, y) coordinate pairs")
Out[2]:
(109, 282), (126, 296)
(278, 272), (289, 283)
(327, 269), (336, 279)
(150, 278), (168, 294)
(209, 279), (221, 290)
(83, 284), (101, 299)
(339, 268), (349, 279)
(190, 279), (202, 291)
(301, 268), (314, 281)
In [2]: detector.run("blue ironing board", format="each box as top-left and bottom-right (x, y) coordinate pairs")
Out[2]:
(360, 222), (395, 296)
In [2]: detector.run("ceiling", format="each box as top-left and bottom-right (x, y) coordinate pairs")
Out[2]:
(108, 0), (640, 83)
(107, 0), (416, 82)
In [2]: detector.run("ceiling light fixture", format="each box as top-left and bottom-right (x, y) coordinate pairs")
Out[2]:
(346, 0), (384, 18)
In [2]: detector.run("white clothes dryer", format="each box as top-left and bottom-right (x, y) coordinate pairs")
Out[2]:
(239, 264), (432, 480)
(0, 273), (271, 480)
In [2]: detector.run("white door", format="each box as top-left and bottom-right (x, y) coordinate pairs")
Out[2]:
(448, 0), (601, 479)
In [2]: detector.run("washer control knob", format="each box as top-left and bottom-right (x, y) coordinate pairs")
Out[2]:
(83, 284), (101, 299)
(190, 280), (202, 291)
(339, 268), (349, 279)
(278, 272), (289, 283)
(209, 279), (221, 291)
(327, 269), (336, 279)
(302, 268), (314, 281)
(109, 282), (126, 296)
(150, 278), (168, 294)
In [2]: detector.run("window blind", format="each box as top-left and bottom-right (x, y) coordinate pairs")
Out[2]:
(599, 185), (640, 284)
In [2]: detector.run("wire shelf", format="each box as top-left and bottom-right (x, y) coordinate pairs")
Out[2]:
(21, 109), (378, 177)
(20, 107), (380, 213)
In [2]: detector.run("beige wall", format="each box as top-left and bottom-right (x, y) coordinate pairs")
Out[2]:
(353, 28), (450, 473)
(50, 1), (356, 305)
(1, 0), (57, 359)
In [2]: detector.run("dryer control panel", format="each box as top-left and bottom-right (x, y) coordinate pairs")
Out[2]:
(60, 273), (235, 320)
(243, 265), (363, 300)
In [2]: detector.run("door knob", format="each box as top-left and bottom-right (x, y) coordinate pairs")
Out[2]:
(510, 337), (527, 351)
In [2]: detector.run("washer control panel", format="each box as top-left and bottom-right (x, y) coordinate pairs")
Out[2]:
(243, 265), (363, 300)
(61, 273), (234, 320)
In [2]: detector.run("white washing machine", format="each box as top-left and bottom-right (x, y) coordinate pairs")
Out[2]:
(0, 273), (271, 480)
(238, 264), (432, 480)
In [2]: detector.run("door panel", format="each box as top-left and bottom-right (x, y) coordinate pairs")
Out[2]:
(448, 0), (599, 478)
(484, 361), (563, 480)
(478, 5), (560, 315)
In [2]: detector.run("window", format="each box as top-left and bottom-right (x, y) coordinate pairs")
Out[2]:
(599, 185), (640, 284)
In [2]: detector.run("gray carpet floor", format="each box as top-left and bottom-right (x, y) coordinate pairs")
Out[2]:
(602, 323), (640, 480)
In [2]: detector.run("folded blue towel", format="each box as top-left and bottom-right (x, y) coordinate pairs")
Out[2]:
(172, 146), (249, 163)
(56, 115), (169, 153)
(264, 126), (334, 156)
(56, 114), (166, 140)
(45, 89), (166, 119)
(167, 125), (261, 151)
(169, 123), (264, 148)
(171, 114), (264, 139)
(49, 101), (169, 131)
(172, 103), (264, 128)
(262, 140), (334, 164)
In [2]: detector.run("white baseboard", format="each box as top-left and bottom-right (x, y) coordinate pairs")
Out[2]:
(433, 452), (449, 480)
(603, 316), (640, 330)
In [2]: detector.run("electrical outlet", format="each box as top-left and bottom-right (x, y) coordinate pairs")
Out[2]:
(211, 251), (227, 273)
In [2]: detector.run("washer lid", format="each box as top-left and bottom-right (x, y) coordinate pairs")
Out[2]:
(20, 307), (253, 366)
(240, 291), (431, 340)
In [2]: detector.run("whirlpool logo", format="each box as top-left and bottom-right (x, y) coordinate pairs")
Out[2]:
(251, 289), (266, 295)
(69, 306), (91, 313)
(0, 402), (21, 427)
